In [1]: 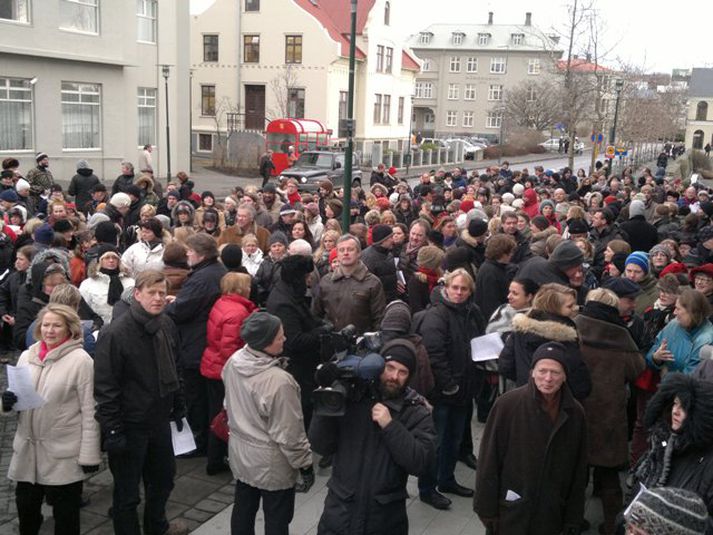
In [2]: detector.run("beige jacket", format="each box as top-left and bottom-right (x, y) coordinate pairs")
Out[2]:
(6, 338), (101, 485)
(222, 346), (312, 491)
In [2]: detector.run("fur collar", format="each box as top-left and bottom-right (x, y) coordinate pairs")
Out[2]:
(511, 311), (578, 342)
(458, 229), (482, 248)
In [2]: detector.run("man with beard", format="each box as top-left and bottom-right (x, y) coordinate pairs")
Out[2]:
(310, 339), (436, 534)
(25, 152), (54, 214)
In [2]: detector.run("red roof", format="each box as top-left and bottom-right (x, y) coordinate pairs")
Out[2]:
(293, 0), (376, 59)
(402, 50), (420, 71)
(557, 58), (612, 73)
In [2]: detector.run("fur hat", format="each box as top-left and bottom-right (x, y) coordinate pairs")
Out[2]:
(657, 273), (683, 295)
(625, 487), (707, 535)
(240, 312), (282, 353)
(381, 338), (417, 376)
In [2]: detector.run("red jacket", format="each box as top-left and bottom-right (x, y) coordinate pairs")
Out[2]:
(200, 293), (257, 380)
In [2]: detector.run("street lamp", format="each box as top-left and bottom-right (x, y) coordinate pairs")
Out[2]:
(161, 64), (172, 183)
(606, 79), (624, 177)
(406, 93), (415, 176)
(342, 0), (357, 232)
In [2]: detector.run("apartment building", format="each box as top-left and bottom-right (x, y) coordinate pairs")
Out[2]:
(190, 0), (419, 155)
(407, 12), (562, 140)
(0, 0), (190, 182)
(686, 68), (713, 150)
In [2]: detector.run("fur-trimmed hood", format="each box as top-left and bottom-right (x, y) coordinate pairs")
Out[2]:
(511, 309), (578, 343)
(171, 200), (195, 226)
(86, 256), (131, 278)
(135, 174), (155, 193)
(458, 229), (483, 249)
(25, 248), (70, 288)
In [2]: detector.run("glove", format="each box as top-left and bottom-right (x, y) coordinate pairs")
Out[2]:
(103, 429), (127, 454)
(2, 391), (17, 412)
(172, 410), (185, 432)
(295, 465), (315, 493)
(81, 465), (100, 474)
(316, 321), (334, 335)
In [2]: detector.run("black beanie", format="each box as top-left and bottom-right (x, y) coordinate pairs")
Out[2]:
(381, 338), (417, 376)
(467, 218), (488, 238)
(94, 221), (119, 245)
(611, 252), (629, 274)
(220, 244), (243, 270)
(52, 219), (74, 233)
(531, 341), (570, 376)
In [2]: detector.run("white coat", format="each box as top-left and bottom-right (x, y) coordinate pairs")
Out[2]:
(79, 272), (135, 325)
(121, 240), (165, 279)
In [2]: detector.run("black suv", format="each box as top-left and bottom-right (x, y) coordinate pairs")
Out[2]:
(278, 151), (362, 192)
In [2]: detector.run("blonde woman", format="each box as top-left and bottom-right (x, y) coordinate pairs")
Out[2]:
(313, 230), (339, 277)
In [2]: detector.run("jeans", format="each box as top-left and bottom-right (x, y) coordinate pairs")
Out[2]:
(206, 378), (228, 469)
(108, 423), (176, 535)
(418, 403), (468, 494)
(231, 480), (295, 535)
(184, 368), (209, 453)
(16, 480), (82, 535)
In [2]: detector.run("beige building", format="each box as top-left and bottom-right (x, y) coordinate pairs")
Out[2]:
(0, 0), (191, 183)
(190, 0), (419, 157)
(686, 68), (713, 151)
(407, 12), (562, 141)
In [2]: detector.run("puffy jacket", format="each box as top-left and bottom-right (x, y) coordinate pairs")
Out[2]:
(646, 319), (713, 375)
(222, 346), (312, 490)
(121, 240), (165, 278)
(79, 272), (135, 326)
(6, 338), (101, 485)
(200, 294), (256, 380)
(68, 168), (100, 212)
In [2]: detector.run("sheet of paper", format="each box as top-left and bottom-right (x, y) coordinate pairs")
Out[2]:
(170, 418), (197, 456)
(6, 365), (46, 411)
(396, 270), (406, 285)
(505, 490), (522, 502)
(470, 332), (505, 362)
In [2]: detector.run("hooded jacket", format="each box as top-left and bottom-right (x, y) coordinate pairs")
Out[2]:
(121, 239), (165, 278)
(222, 346), (312, 491)
(522, 189), (540, 219)
(171, 200), (196, 244)
(78, 259), (135, 326)
(68, 167), (100, 212)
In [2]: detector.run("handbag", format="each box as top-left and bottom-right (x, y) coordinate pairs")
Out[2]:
(210, 408), (230, 443)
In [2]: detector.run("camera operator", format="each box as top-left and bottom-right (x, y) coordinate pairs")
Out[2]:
(309, 340), (436, 534)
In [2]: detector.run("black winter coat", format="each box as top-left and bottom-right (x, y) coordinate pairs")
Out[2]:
(619, 215), (659, 253)
(111, 173), (134, 196)
(309, 391), (436, 535)
(68, 168), (100, 213)
(498, 310), (591, 400)
(0, 270), (26, 317)
(165, 259), (226, 369)
(361, 244), (398, 303)
(417, 290), (485, 405)
(474, 259), (510, 320)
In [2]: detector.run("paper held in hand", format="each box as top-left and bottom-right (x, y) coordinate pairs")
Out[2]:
(470, 333), (504, 362)
(6, 365), (46, 411)
(170, 418), (197, 456)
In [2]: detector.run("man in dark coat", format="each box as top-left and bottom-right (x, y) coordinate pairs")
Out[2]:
(67, 159), (100, 213)
(360, 224), (401, 304)
(590, 207), (627, 278)
(111, 161), (135, 196)
(500, 212), (532, 265)
(517, 240), (586, 301)
(165, 233), (226, 455)
(619, 200), (659, 253)
(309, 341), (436, 535)
(475, 342), (587, 535)
(474, 234), (516, 320)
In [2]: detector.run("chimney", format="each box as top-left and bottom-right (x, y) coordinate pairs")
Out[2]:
(525, 12), (531, 26)
(488, 12), (493, 25)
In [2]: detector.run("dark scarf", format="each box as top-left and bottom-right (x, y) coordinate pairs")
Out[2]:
(129, 301), (179, 397)
(580, 300), (626, 327)
(100, 267), (123, 305)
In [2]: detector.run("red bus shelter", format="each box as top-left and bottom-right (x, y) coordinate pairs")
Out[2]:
(265, 118), (332, 175)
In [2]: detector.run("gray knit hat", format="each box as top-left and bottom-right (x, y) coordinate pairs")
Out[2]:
(380, 300), (411, 334)
(549, 240), (584, 270)
(240, 312), (282, 353)
(624, 487), (707, 534)
(629, 199), (646, 219)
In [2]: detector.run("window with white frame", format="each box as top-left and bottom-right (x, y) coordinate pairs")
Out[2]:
(488, 84), (502, 101)
(466, 57), (478, 73)
(61, 82), (101, 149)
(60, 0), (98, 34)
(477, 33), (490, 45)
(452, 32), (464, 45)
(0, 77), (32, 151)
(376, 45), (385, 72)
(137, 0), (157, 43)
(486, 111), (502, 128)
(449, 56), (461, 73)
(382, 94), (391, 124)
(527, 85), (536, 102)
(447, 84), (459, 100)
(137, 87), (156, 147)
(414, 81), (433, 99)
(198, 133), (213, 151)
(464, 84), (476, 100)
(511, 33), (524, 45)
(424, 112), (434, 125)
(490, 57), (506, 74)
(422, 58), (432, 72)
(385, 47), (393, 73)
(528, 58), (541, 75)
(373, 94), (382, 124)
(418, 32), (432, 45)
(397, 96), (404, 124)
(0, 0), (29, 22)
(245, 0), (259, 11)
(446, 111), (457, 127)
(463, 111), (474, 128)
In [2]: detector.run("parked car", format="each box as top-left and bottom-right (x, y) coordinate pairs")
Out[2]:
(420, 138), (450, 149)
(444, 139), (482, 160)
(539, 137), (585, 154)
(279, 150), (362, 192)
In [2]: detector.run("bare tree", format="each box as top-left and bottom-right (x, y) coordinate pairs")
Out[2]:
(210, 97), (239, 168)
(269, 65), (300, 119)
(503, 78), (563, 131)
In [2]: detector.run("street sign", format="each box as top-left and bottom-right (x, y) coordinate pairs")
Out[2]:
(605, 145), (615, 158)
(591, 133), (604, 144)
(615, 147), (628, 157)
(597, 133), (604, 144)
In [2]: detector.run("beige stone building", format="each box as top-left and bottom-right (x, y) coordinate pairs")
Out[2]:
(686, 68), (713, 151)
(406, 12), (562, 141)
(0, 0), (191, 182)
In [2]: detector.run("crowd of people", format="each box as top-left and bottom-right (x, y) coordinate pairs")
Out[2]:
(1, 150), (713, 535)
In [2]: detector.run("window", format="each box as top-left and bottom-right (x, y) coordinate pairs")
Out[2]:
(447, 84), (459, 100)
(203, 35), (219, 62)
(201, 85), (216, 116)
(60, 0), (98, 33)
(0, 77), (32, 151)
(449, 56), (461, 73)
(384, 1), (390, 25)
(243, 35), (260, 63)
(61, 82), (101, 149)
(697, 101), (708, 121)
(137, 87), (156, 147)
(490, 57), (506, 74)
(245, 0), (259, 11)
(198, 133), (213, 152)
(466, 57), (478, 73)
(511, 33), (524, 45)
(285, 35), (302, 64)
(527, 85), (536, 102)
(0, 0), (29, 22)
(418, 32), (432, 45)
(338, 91), (348, 137)
(452, 32), (464, 45)
(422, 59), (432, 72)
(382, 95), (391, 124)
(464, 84), (476, 100)
(137, 0), (157, 43)
(385, 47), (393, 73)
(478, 33), (490, 45)
(376, 45), (384, 72)
(446, 111), (457, 127)
(414, 81), (433, 99)
(373, 94), (382, 124)
(287, 88), (304, 118)
(488, 84), (502, 101)
(528, 58), (541, 75)
(397, 96), (404, 124)
(486, 111), (502, 129)
(463, 111), (474, 128)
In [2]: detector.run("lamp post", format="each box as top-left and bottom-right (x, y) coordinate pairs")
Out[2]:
(406, 94), (414, 176)
(605, 79), (624, 177)
(161, 65), (172, 184)
(342, 0), (357, 232)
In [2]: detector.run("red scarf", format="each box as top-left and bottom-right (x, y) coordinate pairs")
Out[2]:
(418, 267), (440, 292)
(38, 337), (70, 362)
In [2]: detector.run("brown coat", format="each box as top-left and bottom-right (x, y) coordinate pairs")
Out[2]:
(163, 265), (190, 296)
(575, 313), (645, 467)
(217, 223), (271, 253)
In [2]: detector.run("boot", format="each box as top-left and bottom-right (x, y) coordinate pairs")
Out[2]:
(599, 489), (623, 535)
